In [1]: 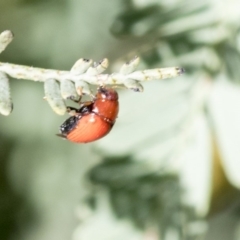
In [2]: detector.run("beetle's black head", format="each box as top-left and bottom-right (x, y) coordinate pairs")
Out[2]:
(96, 86), (118, 101)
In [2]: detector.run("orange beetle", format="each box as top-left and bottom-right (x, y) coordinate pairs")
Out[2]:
(57, 87), (119, 143)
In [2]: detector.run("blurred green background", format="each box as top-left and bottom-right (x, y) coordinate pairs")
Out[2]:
(1, 0), (240, 240)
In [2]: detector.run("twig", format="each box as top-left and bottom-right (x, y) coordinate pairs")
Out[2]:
(0, 30), (184, 115)
(0, 61), (184, 85)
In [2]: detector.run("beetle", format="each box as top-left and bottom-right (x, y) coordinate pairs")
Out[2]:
(57, 86), (119, 143)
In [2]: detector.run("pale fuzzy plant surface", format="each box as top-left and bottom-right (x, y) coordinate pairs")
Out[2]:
(1, 1), (240, 240)
(0, 30), (184, 116)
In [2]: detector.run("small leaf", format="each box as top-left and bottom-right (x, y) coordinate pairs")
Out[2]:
(124, 79), (144, 92)
(70, 58), (93, 75)
(120, 56), (140, 75)
(0, 72), (13, 115)
(0, 30), (14, 54)
(86, 58), (109, 75)
(75, 80), (92, 95)
(44, 79), (66, 115)
(60, 79), (78, 100)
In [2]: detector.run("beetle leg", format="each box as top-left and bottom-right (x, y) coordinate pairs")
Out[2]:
(80, 101), (94, 107)
(56, 133), (67, 139)
(68, 95), (82, 104)
(66, 106), (79, 116)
